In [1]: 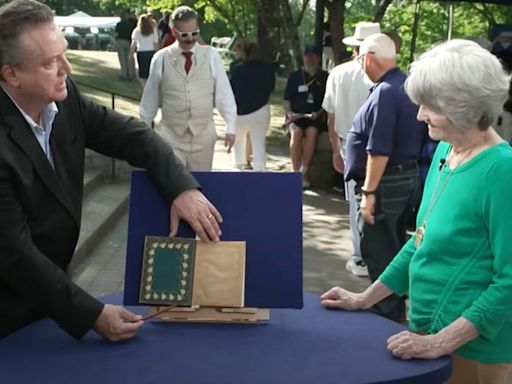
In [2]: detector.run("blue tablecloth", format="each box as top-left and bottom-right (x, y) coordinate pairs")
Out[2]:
(0, 293), (451, 384)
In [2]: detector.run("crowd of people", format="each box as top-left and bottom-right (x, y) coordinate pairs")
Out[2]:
(1, 0), (512, 382)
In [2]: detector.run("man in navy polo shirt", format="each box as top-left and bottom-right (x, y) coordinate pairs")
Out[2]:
(283, 45), (328, 188)
(345, 34), (427, 322)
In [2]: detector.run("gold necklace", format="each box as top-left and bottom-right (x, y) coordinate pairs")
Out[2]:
(414, 147), (474, 248)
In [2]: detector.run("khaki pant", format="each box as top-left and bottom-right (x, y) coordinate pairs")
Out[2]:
(445, 354), (512, 384)
(157, 124), (217, 171)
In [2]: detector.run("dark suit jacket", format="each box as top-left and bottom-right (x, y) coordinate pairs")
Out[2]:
(0, 79), (199, 339)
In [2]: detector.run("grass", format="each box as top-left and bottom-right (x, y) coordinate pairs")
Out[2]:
(66, 50), (289, 150)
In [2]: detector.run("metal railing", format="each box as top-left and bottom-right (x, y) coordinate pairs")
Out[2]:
(75, 80), (141, 179)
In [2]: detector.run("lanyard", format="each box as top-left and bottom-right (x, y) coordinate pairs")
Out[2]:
(301, 69), (318, 88)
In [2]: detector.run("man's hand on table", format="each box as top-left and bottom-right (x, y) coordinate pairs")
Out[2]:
(170, 189), (222, 242)
(93, 304), (144, 342)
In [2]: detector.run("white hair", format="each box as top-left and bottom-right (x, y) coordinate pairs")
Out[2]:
(360, 33), (396, 59)
(405, 39), (510, 131)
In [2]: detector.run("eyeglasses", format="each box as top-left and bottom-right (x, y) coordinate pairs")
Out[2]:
(356, 51), (375, 66)
(175, 29), (200, 39)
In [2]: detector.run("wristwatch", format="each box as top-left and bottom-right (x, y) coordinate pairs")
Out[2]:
(361, 188), (377, 196)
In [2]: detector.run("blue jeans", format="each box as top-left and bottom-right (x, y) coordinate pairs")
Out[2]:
(356, 165), (419, 322)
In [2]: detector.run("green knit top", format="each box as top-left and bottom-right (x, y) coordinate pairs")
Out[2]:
(379, 141), (512, 363)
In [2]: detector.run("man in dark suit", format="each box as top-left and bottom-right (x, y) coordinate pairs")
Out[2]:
(0, 0), (224, 342)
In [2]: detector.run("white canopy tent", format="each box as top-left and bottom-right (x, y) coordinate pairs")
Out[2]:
(54, 11), (119, 30)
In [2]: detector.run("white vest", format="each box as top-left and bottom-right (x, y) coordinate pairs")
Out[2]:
(160, 45), (215, 136)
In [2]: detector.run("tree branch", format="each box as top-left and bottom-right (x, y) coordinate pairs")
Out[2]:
(295, 0), (311, 27)
(207, 0), (245, 37)
(472, 3), (496, 26)
(373, 0), (394, 23)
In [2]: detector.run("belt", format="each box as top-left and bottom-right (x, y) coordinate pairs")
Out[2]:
(384, 161), (418, 176)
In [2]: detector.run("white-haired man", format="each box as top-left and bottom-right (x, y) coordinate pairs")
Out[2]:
(322, 22), (380, 277)
(344, 33), (427, 322)
(140, 6), (237, 171)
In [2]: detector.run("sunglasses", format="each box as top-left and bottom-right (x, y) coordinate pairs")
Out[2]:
(175, 29), (200, 39)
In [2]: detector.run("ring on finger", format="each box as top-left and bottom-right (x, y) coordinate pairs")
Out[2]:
(207, 214), (213, 220)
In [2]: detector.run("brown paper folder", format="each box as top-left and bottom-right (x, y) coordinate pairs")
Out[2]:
(192, 241), (246, 307)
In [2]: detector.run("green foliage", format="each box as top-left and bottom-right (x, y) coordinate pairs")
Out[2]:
(381, 1), (511, 69)
(94, 0), (141, 14)
(344, 0), (380, 23)
(295, 0), (317, 45)
(5, 0), (508, 71)
(143, 0), (255, 41)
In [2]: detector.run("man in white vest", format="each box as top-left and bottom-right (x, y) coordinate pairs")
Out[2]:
(140, 6), (237, 171)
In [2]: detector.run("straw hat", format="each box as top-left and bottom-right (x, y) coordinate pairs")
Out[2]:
(342, 22), (381, 46)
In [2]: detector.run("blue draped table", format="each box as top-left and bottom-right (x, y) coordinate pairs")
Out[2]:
(0, 292), (451, 384)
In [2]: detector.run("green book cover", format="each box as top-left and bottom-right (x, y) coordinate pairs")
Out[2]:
(139, 236), (196, 305)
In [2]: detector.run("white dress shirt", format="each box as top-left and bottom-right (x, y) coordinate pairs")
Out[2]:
(2, 86), (57, 169)
(322, 59), (372, 139)
(140, 42), (237, 134)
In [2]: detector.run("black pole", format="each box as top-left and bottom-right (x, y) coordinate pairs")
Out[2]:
(111, 93), (116, 179)
(408, 0), (421, 65)
(315, 0), (325, 53)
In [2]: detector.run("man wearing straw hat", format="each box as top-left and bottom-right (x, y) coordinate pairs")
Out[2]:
(322, 22), (380, 278)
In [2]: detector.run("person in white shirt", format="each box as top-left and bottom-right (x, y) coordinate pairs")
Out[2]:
(139, 6), (236, 171)
(322, 22), (380, 277)
(129, 14), (159, 89)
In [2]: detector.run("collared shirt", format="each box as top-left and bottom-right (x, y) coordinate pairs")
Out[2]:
(345, 67), (426, 181)
(321, 59), (373, 139)
(283, 68), (328, 114)
(139, 42), (237, 134)
(1, 86), (57, 169)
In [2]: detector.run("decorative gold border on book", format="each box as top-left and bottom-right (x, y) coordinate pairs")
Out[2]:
(139, 237), (195, 305)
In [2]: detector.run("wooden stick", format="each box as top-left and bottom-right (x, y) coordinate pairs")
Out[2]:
(140, 305), (177, 321)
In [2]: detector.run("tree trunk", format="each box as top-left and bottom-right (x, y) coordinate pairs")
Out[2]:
(278, 0), (303, 71)
(256, 0), (281, 64)
(326, 0), (345, 66)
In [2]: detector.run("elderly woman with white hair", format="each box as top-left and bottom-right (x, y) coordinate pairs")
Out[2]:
(320, 39), (512, 383)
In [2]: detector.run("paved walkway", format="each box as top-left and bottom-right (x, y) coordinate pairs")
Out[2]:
(74, 112), (370, 299)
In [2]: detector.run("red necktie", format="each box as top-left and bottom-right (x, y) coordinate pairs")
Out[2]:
(182, 51), (193, 74)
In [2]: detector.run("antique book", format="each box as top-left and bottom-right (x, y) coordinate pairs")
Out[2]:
(139, 236), (246, 308)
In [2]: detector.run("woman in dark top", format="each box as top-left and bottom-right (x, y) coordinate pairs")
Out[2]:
(230, 42), (275, 171)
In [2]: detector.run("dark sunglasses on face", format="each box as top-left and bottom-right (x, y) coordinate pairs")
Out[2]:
(175, 29), (200, 39)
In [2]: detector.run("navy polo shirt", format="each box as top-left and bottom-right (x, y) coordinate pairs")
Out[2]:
(284, 69), (328, 114)
(345, 68), (427, 181)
